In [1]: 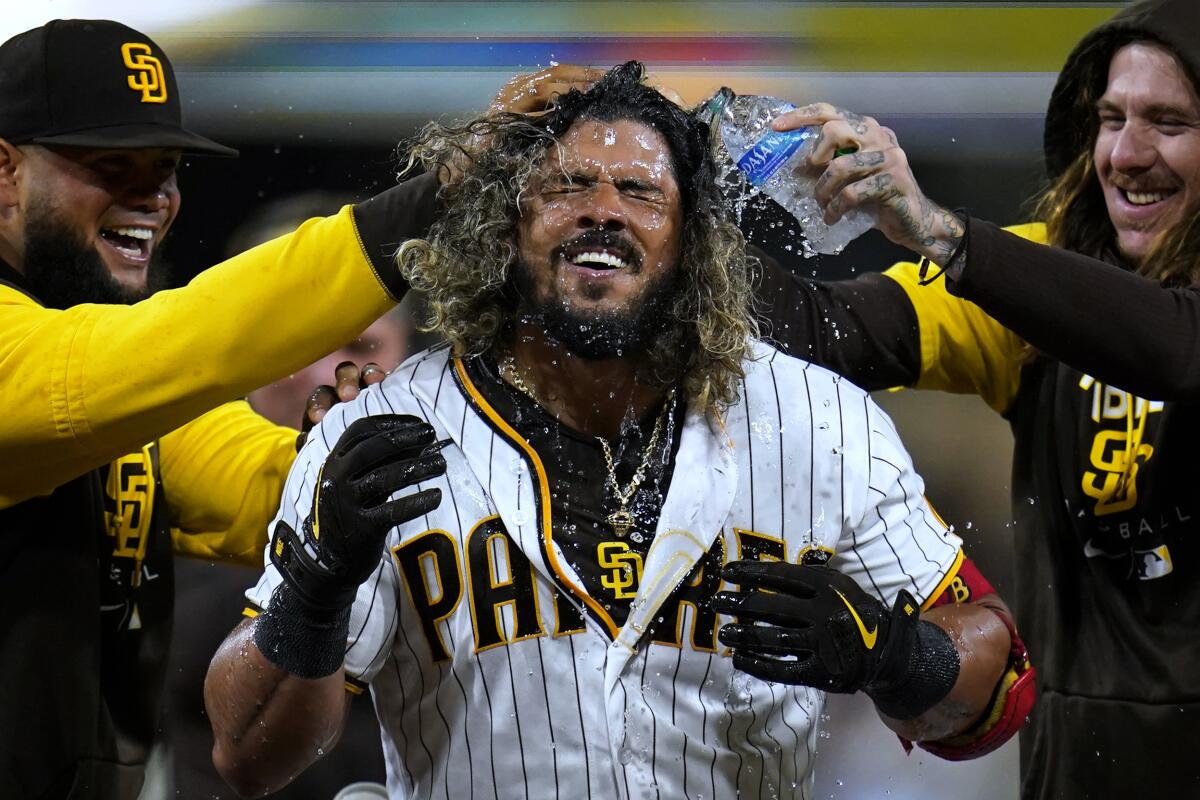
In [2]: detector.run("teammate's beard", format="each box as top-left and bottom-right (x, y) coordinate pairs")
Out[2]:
(22, 198), (167, 310)
(510, 258), (680, 361)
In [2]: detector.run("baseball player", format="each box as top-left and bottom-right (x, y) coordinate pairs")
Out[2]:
(0, 19), (450, 798)
(206, 63), (1033, 798)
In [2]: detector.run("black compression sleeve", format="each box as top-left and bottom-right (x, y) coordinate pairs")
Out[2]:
(949, 218), (1200, 400)
(751, 248), (922, 390)
(254, 583), (351, 680)
(868, 620), (961, 720)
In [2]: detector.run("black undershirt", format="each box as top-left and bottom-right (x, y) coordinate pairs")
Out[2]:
(464, 355), (683, 629)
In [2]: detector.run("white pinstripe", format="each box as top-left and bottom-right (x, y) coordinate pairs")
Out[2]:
(246, 341), (961, 799)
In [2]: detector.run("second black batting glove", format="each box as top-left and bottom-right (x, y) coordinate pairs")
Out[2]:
(713, 561), (959, 719)
(256, 414), (448, 677)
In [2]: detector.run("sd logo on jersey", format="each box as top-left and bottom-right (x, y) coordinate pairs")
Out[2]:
(104, 443), (157, 571)
(598, 541), (643, 599)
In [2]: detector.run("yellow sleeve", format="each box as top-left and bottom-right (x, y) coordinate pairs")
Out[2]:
(882, 223), (1048, 415)
(0, 206), (395, 509)
(161, 400), (296, 566)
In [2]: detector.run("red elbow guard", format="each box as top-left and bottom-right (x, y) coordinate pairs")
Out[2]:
(906, 556), (1037, 760)
(918, 625), (1035, 761)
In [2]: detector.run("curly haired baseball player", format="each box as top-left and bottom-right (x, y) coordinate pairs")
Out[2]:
(206, 62), (1032, 799)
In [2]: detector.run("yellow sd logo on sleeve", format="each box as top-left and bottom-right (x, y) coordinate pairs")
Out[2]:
(121, 42), (167, 104)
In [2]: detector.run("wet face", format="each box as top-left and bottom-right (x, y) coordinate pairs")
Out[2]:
(1095, 42), (1200, 262)
(19, 145), (181, 302)
(514, 118), (684, 358)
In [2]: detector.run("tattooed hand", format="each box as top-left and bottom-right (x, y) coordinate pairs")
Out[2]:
(771, 103), (965, 266)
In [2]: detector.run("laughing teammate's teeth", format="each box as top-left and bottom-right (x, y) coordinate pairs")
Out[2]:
(105, 226), (153, 240)
(100, 225), (153, 259)
(1123, 189), (1172, 206)
(570, 251), (628, 270)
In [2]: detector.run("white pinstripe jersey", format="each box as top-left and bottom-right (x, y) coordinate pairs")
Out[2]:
(247, 340), (964, 800)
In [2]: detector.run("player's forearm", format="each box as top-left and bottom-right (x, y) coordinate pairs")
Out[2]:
(952, 217), (1200, 401)
(205, 619), (350, 798)
(0, 174), (442, 509)
(750, 251), (921, 392)
(877, 599), (1010, 742)
(0, 210), (390, 509)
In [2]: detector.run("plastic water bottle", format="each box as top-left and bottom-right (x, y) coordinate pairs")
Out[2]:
(703, 88), (875, 257)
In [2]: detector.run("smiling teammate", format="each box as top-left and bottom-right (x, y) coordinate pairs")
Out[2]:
(0, 19), (448, 798)
(205, 62), (1031, 799)
(707, 0), (1200, 795)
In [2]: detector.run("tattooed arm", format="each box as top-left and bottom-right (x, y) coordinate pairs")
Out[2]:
(772, 104), (965, 267)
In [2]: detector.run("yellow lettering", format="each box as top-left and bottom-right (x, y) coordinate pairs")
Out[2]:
(598, 541), (643, 600)
(121, 43), (167, 104)
(950, 576), (970, 604)
(1082, 431), (1154, 516)
(104, 446), (156, 560)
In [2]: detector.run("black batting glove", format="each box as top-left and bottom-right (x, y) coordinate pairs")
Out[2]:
(713, 561), (959, 719)
(273, 414), (447, 613)
(257, 415), (447, 677)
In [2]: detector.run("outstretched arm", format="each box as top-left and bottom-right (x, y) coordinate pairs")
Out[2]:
(774, 102), (1200, 401)
(742, 101), (1008, 398)
(0, 173), (440, 509)
(751, 252), (921, 391)
(949, 218), (1200, 401)
(772, 102), (965, 267)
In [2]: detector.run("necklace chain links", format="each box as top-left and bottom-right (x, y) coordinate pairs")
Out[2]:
(500, 354), (674, 538)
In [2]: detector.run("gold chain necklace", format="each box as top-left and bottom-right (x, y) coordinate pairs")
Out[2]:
(595, 397), (672, 538)
(500, 355), (675, 539)
(500, 354), (543, 406)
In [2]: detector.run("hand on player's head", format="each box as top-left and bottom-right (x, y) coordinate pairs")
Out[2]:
(434, 64), (607, 188)
(489, 64), (607, 117)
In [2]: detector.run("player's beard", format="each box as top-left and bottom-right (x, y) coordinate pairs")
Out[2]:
(510, 256), (680, 361)
(22, 198), (168, 310)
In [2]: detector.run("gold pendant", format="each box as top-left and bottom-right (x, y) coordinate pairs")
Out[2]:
(607, 509), (634, 538)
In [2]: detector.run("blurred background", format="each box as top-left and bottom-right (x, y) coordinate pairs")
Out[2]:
(9, 1), (1128, 797)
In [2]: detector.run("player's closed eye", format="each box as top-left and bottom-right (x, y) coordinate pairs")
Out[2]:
(616, 180), (664, 201)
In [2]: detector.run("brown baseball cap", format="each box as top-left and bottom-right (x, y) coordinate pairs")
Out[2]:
(0, 19), (237, 156)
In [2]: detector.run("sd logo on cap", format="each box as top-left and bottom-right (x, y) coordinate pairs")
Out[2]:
(121, 42), (168, 105)
(0, 19), (235, 156)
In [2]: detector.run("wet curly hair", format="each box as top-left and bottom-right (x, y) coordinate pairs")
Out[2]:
(396, 61), (759, 415)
